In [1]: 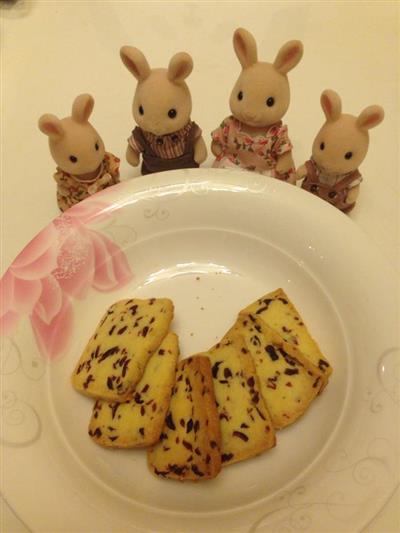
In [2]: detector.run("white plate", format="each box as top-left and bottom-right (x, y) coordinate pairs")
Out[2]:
(1, 168), (399, 532)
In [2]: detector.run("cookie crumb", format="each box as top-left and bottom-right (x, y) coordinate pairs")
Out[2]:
(196, 276), (200, 281)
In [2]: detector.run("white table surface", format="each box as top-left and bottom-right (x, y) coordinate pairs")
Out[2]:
(1, 1), (399, 532)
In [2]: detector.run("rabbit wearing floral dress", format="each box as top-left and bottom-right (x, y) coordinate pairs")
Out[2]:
(39, 94), (120, 212)
(211, 28), (303, 183)
(296, 89), (384, 213)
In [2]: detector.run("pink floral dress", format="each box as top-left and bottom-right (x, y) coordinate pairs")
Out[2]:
(211, 116), (296, 181)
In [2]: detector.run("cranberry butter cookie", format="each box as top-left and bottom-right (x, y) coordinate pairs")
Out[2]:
(206, 335), (276, 466)
(228, 315), (324, 429)
(72, 298), (174, 401)
(241, 288), (332, 386)
(88, 332), (179, 448)
(148, 356), (222, 481)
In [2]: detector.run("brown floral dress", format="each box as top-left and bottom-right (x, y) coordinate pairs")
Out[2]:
(301, 159), (362, 213)
(54, 152), (120, 212)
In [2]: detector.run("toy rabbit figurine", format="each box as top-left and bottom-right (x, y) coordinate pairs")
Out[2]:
(38, 94), (120, 212)
(296, 90), (384, 213)
(120, 46), (207, 174)
(211, 28), (303, 183)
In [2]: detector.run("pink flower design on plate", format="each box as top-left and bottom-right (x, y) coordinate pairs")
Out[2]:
(0, 199), (133, 359)
(0, 224), (59, 335)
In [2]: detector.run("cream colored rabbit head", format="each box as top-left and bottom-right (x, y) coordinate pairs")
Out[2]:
(229, 28), (303, 128)
(120, 46), (193, 136)
(38, 94), (105, 176)
(312, 90), (384, 175)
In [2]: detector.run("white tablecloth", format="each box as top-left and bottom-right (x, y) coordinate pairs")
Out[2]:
(1, 1), (399, 531)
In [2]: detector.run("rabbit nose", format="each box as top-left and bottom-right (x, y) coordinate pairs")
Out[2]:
(243, 112), (257, 121)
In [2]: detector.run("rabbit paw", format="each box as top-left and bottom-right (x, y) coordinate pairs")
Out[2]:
(126, 145), (140, 167)
(296, 164), (307, 180)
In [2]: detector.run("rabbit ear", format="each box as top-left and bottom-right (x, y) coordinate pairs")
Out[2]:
(320, 90), (342, 122)
(168, 52), (193, 82)
(38, 114), (65, 140)
(273, 40), (303, 74)
(233, 28), (258, 69)
(71, 94), (94, 123)
(356, 105), (384, 130)
(120, 46), (151, 81)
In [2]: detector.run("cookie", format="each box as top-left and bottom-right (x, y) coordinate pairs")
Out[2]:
(206, 335), (276, 466)
(241, 288), (332, 385)
(228, 315), (324, 429)
(148, 356), (222, 481)
(88, 332), (179, 448)
(72, 298), (174, 401)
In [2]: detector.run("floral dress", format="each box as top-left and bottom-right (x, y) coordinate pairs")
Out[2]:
(211, 116), (296, 181)
(54, 152), (120, 212)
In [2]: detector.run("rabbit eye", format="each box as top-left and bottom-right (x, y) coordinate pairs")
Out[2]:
(69, 155), (78, 163)
(345, 151), (353, 160)
(139, 105), (144, 115)
(95, 142), (99, 151)
(320, 142), (325, 150)
(237, 91), (243, 101)
(266, 97), (275, 107)
(168, 108), (177, 119)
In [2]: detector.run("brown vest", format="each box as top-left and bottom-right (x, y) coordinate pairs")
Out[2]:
(301, 159), (360, 213)
(133, 122), (200, 175)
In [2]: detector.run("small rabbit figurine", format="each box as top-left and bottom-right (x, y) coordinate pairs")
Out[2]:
(120, 46), (207, 175)
(296, 90), (384, 213)
(211, 28), (303, 183)
(38, 94), (120, 212)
